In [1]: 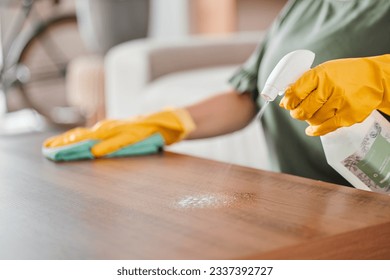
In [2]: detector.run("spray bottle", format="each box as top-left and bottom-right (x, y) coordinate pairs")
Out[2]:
(260, 50), (390, 194)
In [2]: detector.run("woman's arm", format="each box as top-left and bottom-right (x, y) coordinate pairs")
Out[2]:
(43, 89), (258, 160)
(185, 90), (258, 139)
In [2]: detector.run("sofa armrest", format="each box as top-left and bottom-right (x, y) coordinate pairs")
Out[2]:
(104, 31), (264, 118)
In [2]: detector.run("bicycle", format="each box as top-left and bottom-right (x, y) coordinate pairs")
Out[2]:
(0, 0), (88, 131)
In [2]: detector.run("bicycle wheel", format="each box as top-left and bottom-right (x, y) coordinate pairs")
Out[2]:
(9, 14), (89, 125)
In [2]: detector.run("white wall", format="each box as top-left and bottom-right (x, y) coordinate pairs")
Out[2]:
(149, 0), (190, 38)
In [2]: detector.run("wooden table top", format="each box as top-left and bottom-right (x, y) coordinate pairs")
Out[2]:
(1, 131), (390, 260)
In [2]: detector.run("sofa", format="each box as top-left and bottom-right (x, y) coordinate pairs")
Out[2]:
(100, 32), (271, 170)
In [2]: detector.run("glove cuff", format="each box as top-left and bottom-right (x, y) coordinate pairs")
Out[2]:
(171, 108), (196, 141)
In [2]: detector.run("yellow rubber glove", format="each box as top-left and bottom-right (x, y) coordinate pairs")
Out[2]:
(43, 108), (196, 157)
(280, 54), (390, 136)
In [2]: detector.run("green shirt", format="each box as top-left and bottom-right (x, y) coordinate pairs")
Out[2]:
(229, 0), (390, 185)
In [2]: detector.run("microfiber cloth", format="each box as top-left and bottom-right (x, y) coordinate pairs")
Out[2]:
(42, 133), (165, 161)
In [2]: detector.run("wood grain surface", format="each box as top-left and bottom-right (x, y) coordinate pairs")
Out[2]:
(1, 131), (390, 259)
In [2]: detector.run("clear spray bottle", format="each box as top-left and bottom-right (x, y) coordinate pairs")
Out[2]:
(259, 50), (390, 194)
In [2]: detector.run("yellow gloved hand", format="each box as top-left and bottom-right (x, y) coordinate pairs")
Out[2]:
(279, 54), (390, 136)
(43, 108), (196, 157)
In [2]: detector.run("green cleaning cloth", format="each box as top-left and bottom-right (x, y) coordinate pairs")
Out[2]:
(42, 133), (165, 161)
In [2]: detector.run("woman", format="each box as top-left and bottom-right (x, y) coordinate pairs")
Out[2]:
(44, 0), (390, 186)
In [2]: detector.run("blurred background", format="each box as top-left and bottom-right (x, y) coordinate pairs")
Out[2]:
(0, 0), (286, 168)
(78, 0), (287, 55)
(1, 0), (286, 120)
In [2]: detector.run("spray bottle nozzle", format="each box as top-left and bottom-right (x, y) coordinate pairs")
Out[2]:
(261, 85), (284, 102)
(260, 50), (315, 102)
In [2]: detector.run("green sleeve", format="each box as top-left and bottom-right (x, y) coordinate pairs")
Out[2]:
(228, 0), (297, 97)
(228, 35), (268, 95)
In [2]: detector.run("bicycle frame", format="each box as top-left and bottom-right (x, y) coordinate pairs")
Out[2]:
(0, 1), (34, 90)
(0, 0), (62, 93)
(0, 0), (84, 129)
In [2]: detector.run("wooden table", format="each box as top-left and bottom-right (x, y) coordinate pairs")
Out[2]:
(1, 131), (390, 260)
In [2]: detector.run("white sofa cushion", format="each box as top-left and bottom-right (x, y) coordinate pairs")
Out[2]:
(136, 66), (238, 113)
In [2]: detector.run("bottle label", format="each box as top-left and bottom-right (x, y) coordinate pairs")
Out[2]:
(342, 122), (390, 193)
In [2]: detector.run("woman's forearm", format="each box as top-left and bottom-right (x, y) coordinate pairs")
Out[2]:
(185, 90), (257, 139)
